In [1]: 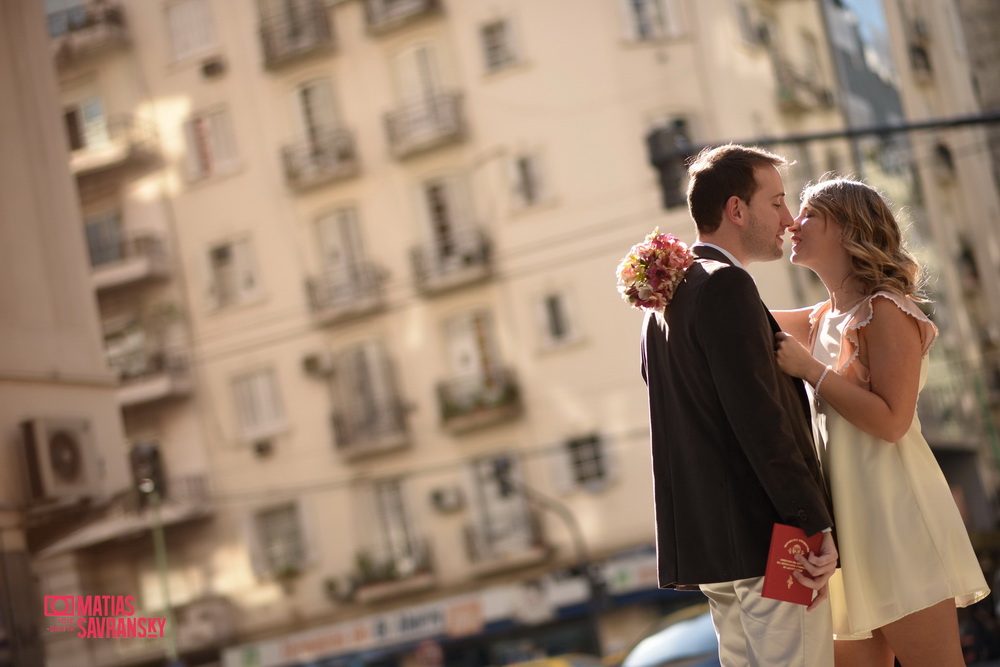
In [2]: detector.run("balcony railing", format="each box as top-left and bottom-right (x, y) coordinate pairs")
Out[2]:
(260, 0), (334, 68)
(70, 114), (157, 176)
(437, 367), (522, 433)
(332, 397), (409, 459)
(48, 2), (128, 67)
(411, 226), (491, 295)
(772, 57), (834, 113)
(385, 91), (465, 159)
(282, 129), (359, 191)
(90, 231), (169, 291)
(39, 473), (212, 557)
(918, 361), (983, 449)
(364, 0), (440, 35)
(464, 511), (548, 576)
(110, 347), (194, 408)
(306, 261), (383, 325)
(353, 539), (435, 602)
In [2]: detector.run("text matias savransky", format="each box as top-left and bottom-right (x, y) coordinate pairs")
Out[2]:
(45, 595), (167, 639)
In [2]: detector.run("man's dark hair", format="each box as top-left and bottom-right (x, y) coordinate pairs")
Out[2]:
(686, 145), (789, 234)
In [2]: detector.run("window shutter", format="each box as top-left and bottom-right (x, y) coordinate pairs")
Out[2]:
(233, 239), (259, 302)
(548, 442), (576, 496)
(183, 119), (205, 181)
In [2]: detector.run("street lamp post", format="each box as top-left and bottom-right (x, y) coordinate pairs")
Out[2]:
(138, 478), (182, 667)
(494, 461), (605, 654)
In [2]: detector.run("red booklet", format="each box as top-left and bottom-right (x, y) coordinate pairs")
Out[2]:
(761, 523), (824, 605)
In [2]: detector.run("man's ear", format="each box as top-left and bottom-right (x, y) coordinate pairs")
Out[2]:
(725, 195), (746, 228)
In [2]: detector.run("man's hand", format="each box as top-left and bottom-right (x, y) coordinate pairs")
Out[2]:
(792, 531), (838, 612)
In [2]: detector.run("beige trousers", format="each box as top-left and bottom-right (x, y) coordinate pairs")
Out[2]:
(700, 576), (833, 667)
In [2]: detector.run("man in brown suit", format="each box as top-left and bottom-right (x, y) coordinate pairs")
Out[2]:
(640, 145), (837, 666)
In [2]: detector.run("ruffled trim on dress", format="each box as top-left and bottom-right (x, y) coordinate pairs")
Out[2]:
(808, 292), (938, 386)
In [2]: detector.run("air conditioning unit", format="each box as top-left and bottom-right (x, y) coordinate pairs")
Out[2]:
(20, 418), (99, 504)
(302, 350), (336, 377)
(430, 486), (464, 513)
(200, 56), (227, 79)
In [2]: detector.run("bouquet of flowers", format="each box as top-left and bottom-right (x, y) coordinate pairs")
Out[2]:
(616, 229), (694, 313)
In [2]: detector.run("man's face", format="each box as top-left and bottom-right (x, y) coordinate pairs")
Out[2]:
(743, 165), (794, 263)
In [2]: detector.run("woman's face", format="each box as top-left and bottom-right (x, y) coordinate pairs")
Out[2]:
(789, 200), (845, 269)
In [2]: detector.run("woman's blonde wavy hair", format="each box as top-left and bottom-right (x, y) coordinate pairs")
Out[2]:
(801, 176), (926, 299)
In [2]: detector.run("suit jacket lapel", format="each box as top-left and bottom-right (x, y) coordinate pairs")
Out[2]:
(695, 245), (813, 417)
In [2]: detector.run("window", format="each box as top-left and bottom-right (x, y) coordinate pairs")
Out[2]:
(184, 108), (238, 181)
(207, 238), (258, 308)
(45, 0), (86, 37)
(467, 455), (535, 556)
(510, 153), (544, 208)
(625, 0), (684, 41)
(63, 98), (108, 152)
(537, 291), (577, 346)
(648, 117), (692, 209)
(372, 479), (418, 562)
(84, 212), (123, 267)
(480, 19), (517, 71)
(254, 504), (305, 575)
(567, 435), (608, 488)
(294, 78), (338, 145)
(550, 434), (615, 493)
(334, 341), (403, 442)
(232, 368), (285, 440)
(167, 0), (217, 61)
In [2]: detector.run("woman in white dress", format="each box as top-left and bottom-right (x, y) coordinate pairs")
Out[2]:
(772, 176), (989, 667)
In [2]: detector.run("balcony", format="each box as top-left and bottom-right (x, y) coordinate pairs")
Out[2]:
(282, 129), (359, 191)
(90, 232), (170, 292)
(365, 0), (440, 35)
(464, 512), (549, 577)
(69, 115), (157, 176)
(353, 539), (435, 603)
(385, 91), (465, 159)
(48, 2), (128, 68)
(111, 348), (194, 409)
(918, 361), (982, 449)
(260, 0), (334, 69)
(772, 57), (834, 113)
(332, 398), (409, 460)
(437, 367), (522, 434)
(306, 262), (384, 325)
(38, 473), (212, 557)
(411, 226), (491, 295)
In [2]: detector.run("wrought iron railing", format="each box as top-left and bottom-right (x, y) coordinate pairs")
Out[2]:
(464, 511), (544, 564)
(281, 128), (357, 187)
(332, 396), (408, 450)
(364, 0), (439, 33)
(108, 346), (189, 385)
(47, 2), (125, 38)
(410, 225), (490, 289)
(437, 367), (520, 423)
(116, 472), (210, 515)
(306, 261), (382, 317)
(355, 538), (433, 586)
(385, 91), (464, 157)
(260, 0), (333, 67)
(88, 230), (165, 269)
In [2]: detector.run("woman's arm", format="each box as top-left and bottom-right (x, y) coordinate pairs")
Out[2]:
(775, 298), (923, 443)
(770, 307), (814, 342)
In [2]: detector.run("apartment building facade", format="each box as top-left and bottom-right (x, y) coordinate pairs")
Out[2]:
(24, 0), (997, 665)
(0, 1), (130, 664)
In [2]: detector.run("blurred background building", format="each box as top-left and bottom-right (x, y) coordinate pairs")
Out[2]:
(1, 0), (999, 665)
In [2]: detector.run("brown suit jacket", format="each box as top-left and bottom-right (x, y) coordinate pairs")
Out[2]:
(640, 245), (833, 588)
